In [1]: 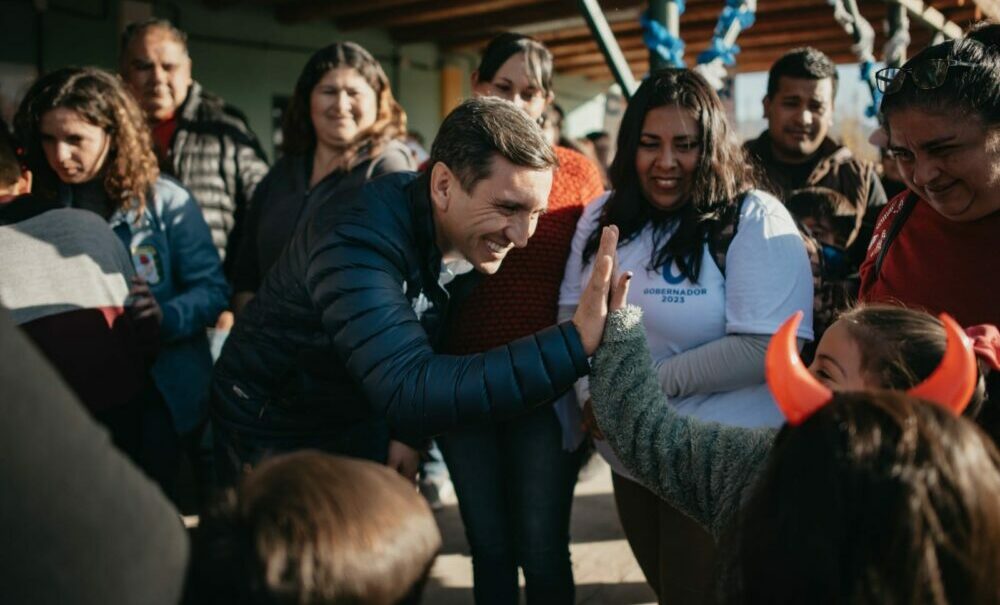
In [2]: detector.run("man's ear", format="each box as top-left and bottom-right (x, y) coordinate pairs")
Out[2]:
(762, 95), (771, 118)
(14, 169), (32, 196)
(429, 162), (455, 213)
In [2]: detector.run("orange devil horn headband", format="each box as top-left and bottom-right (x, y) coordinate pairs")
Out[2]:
(765, 311), (832, 425)
(765, 311), (978, 425)
(908, 313), (978, 414)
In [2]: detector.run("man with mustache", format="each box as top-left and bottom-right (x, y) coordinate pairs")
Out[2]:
(744, 47), (886, 270)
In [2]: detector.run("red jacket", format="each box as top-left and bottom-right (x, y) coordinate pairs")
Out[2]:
(859, 191), (1000, 327)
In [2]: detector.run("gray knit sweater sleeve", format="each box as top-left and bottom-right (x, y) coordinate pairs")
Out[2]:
(590, 306), (778, 539)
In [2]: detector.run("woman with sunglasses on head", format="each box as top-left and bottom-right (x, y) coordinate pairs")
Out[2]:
(559, 69), (813, 603)
(436, 33), (604, 605)
(861, 23), (1000, 437)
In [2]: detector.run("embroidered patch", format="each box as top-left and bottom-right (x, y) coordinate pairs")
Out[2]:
(132, 245), (163, 285)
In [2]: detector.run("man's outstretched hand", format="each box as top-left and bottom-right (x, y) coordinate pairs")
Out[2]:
(572, 225), (631, 356)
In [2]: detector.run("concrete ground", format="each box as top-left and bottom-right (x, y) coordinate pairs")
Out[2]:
(422, 458), (657, 604)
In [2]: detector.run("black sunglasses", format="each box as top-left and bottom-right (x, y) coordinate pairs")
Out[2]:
(876, 59), (979, 94)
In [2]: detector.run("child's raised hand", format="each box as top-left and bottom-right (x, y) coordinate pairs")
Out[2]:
(609, 268), (632, 313)
(572, 226), (630, 355)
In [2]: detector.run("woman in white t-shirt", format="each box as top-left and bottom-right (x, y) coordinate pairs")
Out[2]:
(559, 69), (813, 603)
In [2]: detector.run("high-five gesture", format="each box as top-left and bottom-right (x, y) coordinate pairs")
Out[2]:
(572, 225), (631, 355)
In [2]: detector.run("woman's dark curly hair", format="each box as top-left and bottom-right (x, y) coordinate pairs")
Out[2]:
(583, 68), (757, 282)
(14, 67), (159, 215)
(281, 42), (406, 164)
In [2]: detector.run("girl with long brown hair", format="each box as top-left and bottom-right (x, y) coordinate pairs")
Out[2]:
(15, 66), (229, 495)
(586, 294), (999, 602)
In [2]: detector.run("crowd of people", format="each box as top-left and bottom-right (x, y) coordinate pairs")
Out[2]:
(1, 14), (999, 605)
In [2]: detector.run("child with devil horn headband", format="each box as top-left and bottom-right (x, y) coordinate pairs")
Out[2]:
(588, 300), (1000, 602)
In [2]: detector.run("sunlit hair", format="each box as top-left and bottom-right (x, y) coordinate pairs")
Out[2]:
(736, 391), (1000, 604)
(583, 68), (756, 282)
(282, 42), (406, 165)
(786, 185), (849, 212)
(476, 32), (554, 94)
(188, 451), (442, 605)
(14, 67), (158, 215)
(429, 96), (557, 193)
(836, 304), (988, 417)
(879, 22), (1000, 127)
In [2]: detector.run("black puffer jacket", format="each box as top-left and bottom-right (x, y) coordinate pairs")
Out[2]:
(166, 82), (269, 270)
(231, 139), (415, 295)
(213, 172), (590, 446)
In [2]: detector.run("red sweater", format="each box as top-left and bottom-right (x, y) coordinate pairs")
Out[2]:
(445, 146), (605, 353)
(151, 116), (178, 160)
(859, 191), (1000, 327)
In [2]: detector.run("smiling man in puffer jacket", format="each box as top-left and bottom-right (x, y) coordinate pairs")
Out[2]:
(212, 97), (619, 485)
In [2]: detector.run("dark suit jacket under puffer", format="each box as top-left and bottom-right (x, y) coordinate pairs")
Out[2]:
(212, 171), (590, 447)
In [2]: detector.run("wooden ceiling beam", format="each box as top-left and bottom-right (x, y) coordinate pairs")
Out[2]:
(389, 0), (645, 44)
(443, 0), (868, 52)
(555, 33), (863, 74)
(556, 47), (649, 68)
(444, 17), (642, 52)
(275, 0), (423, 24)
(548, 36), (646, 57)
(336, 0), (544, 31)
(391, 0), (979, 52)
(389, 1), (582, 43)
(678, 0), (845, 25)
(426, 0), (861, 50)
(542, 26), (643, 54)
(561, 47), (860, 79)
(547, 11), (862, 58)
(467, 3), (853, 57)
(552, 29), (863, 70)
(547, 0), (983, 66)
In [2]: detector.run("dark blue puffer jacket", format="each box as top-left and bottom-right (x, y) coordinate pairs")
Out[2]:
(212, 171), (590, 448)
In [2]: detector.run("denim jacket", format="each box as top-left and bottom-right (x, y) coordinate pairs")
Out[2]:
(62, 176), (230, 433)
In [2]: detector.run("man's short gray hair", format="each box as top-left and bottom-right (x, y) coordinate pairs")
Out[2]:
(430, 97), (558, 192)
(120, 18), (188, 59)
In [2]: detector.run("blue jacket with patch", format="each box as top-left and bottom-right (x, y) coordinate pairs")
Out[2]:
(63, 176), (230, 433)
(212, 171), (590, 450)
